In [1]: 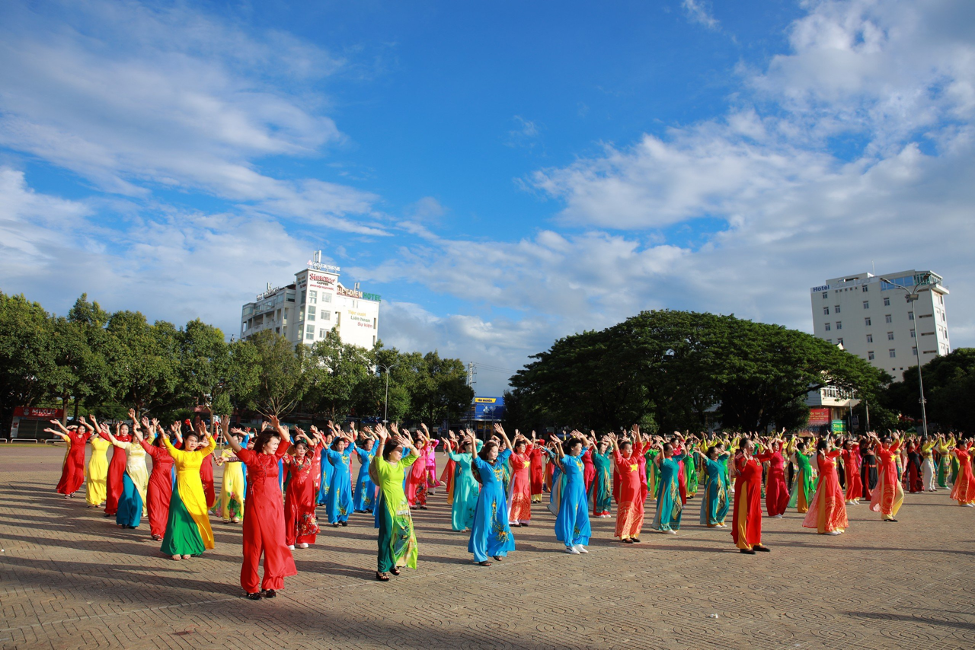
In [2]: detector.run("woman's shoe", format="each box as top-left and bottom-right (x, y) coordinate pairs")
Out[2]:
(375, 571), (389, 581)
(740, 548), (756, 554)
(477, 560), (492, 566)
(246, 592), (262, 600)
(390, 567), (401, 576)
(262, 590), (277, 598)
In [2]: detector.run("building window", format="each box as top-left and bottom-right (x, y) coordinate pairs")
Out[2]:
(823, 307), (830, 315)
(910, 328), (915, 338)
(912, 346), (917, 356)
(320, 310), (330, 320)
(883, 297), (890, 306)
(866, 334), (873, 343)
(373, 318), (377, 329)
(308, 290), (317, 304)
(307, 306), (316, 321)
(319, 328), (328, 338)
(305, 324), (314, 340)
(299, 290), (305, 305)
(825, 323), (831, 331)
(889, 349), (896, 358)
(823, 292), (828, 299)
(862, 285), (868, 292)
(868, 351), (875, 360)
(321, 292), (332, 303)
(835, 321), (842, 330)
(887, 332), (894, 340)
(885, 314), (892, 323)
(837, 338), (844, 347)
(834, 305), (841, 313)
(908, 311), (914, 320)
(863, 301), (869, 309)
(826, 338), (832, 344)
(864, 317), (871, 326)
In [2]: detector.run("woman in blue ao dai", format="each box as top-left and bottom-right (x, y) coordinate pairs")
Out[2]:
(549, 431), (593, 554)
(353, 431), (380, 513)
(325, 427), (356, 526)
(468, 426), (516, 565)
(652, 438), (685, 534)
(447, 431), (479, 531)
(317, 433), (334, 506)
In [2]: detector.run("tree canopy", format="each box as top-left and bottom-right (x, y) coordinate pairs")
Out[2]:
(882, 347), (975, 434)
(506, 309), (890, 433)
(0, 291), (473, 433)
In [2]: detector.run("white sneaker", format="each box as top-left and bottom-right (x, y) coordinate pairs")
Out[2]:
(666, 529), (677, 535)
(565, 546), (580, 554)
(772, 514), (782, 518)
(828, 530), (842, 536)
(574, 544), (588, 554)
(298, 543), (309, 549)
(287, 545), (295, 550)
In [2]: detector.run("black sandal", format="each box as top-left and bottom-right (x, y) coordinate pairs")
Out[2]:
(390, 567), (401, 576)
(740, 548), (756, 555)
(375, 571), (390, 581)
(246, 592), (262, 600)
(477, 560), (492, 566)
(262, 589), (277, 598)
(754, 545), (770, 552)
(492, 555), (503, 561)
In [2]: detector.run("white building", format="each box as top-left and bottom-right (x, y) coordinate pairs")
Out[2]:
(241, 251), (381, 350)
(810, 270), (950, 378)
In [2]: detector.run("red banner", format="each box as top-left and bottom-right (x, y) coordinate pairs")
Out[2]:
(808, 407), (831, 426)
(13, 407), (64, 419)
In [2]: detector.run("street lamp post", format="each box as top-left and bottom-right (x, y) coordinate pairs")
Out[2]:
(880, 276), (930, 437)
(378, 363), (398, 424)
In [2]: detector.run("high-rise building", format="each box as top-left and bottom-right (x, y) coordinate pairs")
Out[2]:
(809, 269), (950, 377)
(241, 251), (381, 349)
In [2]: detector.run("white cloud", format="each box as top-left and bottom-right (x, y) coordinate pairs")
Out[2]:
(682, 0), (720, 31)
(0, 166), (317, 333)
(0, 0), (383, 233)
(358, 0), (975, 389)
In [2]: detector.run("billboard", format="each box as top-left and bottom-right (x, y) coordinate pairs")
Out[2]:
(808, 407), (831, 426)
(831, 419), (846, 433)
(470, 396), (505, 421)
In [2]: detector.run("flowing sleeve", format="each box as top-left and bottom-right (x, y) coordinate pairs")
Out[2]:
(201, 435), (217, 456)
(274, 439), (291, 459)
(235, 448), (257, 465)
(162, 435), (181, 461)
(499, 448), (512, 463)
(400, 451), (420, 468)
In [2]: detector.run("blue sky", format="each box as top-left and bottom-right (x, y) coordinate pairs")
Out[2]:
(0, 0), (973, 394)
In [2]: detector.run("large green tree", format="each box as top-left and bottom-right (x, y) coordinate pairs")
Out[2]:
(0, 293), (57, 433)
(883, 348), (975, 434)
(177, 319), (232, 416)
(301, 329), (371, 420)
(103, 311), (180, 417)
(509, 309), (886, 433)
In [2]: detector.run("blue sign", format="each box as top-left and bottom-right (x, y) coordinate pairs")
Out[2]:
(471, 396), (505, 421)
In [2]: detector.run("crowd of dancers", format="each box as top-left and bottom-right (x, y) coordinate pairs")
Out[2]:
(47, 414), (975, 598)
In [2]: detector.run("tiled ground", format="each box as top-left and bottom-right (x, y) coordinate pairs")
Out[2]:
(0, 444), (973, 649)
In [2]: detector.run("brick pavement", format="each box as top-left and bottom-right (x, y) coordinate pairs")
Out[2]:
(0, 444), (973, 650)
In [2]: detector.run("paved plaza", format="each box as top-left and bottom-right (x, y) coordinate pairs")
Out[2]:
(0, 444), (973, 650)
